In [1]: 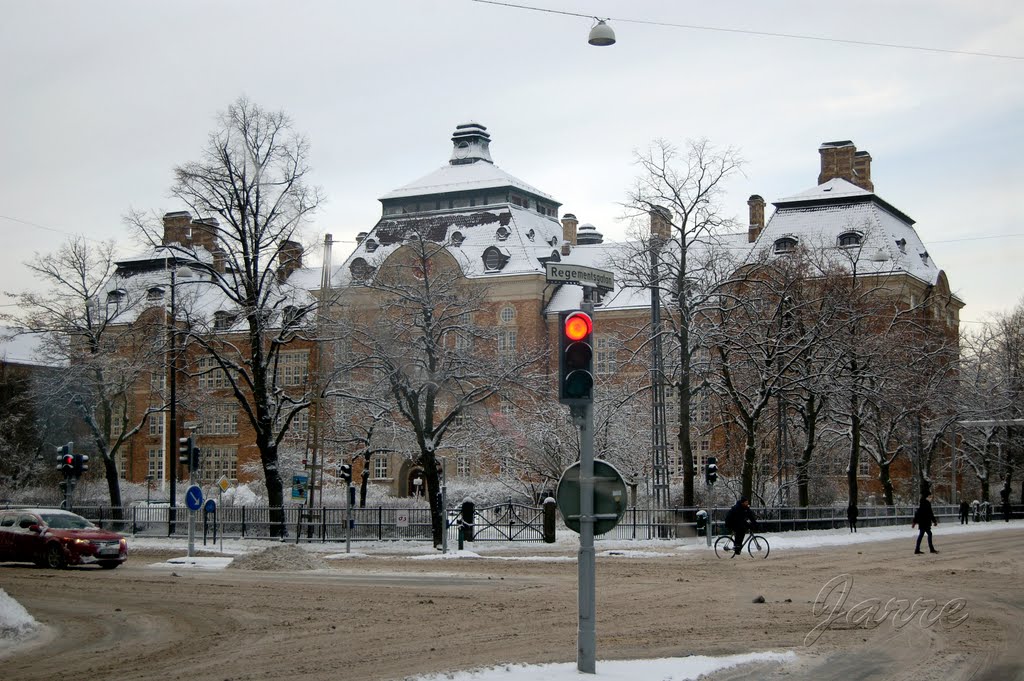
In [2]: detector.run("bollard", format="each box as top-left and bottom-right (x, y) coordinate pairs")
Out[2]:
(461, 499), (475, 542)
(543, 496), (557, 543)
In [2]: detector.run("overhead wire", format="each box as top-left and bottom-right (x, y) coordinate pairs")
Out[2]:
(471, 0), (1023, 61)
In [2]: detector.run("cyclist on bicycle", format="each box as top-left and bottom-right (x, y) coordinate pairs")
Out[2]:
(725, 496), (758, 556)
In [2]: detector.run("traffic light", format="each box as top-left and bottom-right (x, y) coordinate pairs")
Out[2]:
(558, 310), (594, 405)
(73, 453), (89, 476)
(190, 445), (201, 471)
(705, 456), (718, 485)
(179, 436), (193, 465)
(56, 443), (74, 473)
(338, 463), (352, 483)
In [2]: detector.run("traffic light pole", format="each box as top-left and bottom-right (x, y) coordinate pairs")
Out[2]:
(576, 293), (596, 674)
(573, 401), (596, 674)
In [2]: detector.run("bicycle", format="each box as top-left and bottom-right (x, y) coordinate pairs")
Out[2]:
(714, 532), (770, 559)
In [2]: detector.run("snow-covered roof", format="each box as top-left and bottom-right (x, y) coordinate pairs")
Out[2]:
(0, 327), (55, 367)
(380, 159), (555, 202)
(750, 178), (955, 292)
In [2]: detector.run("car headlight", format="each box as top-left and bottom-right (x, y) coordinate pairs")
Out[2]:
(73, 538), (93, 546)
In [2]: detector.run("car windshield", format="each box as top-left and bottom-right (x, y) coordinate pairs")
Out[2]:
(39, 513), (94, 530)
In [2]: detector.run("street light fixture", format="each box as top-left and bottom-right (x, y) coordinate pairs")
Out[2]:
(588, 19), (616, 46)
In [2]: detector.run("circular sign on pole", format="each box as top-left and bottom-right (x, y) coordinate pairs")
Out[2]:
(556, 459), (628, 535)
(185, 484), (204, 511)
(204, 498), (216, 514)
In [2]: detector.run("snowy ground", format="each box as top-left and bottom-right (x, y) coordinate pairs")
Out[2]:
(2, 520), (1019, 680)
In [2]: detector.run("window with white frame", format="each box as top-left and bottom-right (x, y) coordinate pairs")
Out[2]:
(499, 305), (516, 324)
(147, 447), (165, 482)
(115, 450), (128, 480)
(455, 312), (473, 351)
(457, 455), (471, 477)
(201, 446), (237, 482)
(150, 371), (166, 393)
(148, 410), (165, 436)
(858, 457), (871, 478)
(110, 411), (124, 438)
(498, 328), (517, 357)
(204, 403), (238, 436)
(279, 351), (309, 387)
(595, 335), (617, 375)
(197, 356), (230, 389)
(373, 456), (389, 479)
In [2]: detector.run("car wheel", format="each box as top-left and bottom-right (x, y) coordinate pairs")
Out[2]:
(98, 561), (121, 570)
(44, 543), (67, 569)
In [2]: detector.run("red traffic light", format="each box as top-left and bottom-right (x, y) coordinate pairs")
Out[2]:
(63, 455), (74, 467)
(564, 312), (592, 341)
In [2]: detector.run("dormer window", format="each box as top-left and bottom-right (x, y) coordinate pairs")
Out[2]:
(106, 289), (126, 305)
(282, 305), (304, 328)
(349, 257), (373, 281)
(774, 237), (797, 254)
(548, 236), (559, 247)
(526, 229), (535, 242)
(482, 246), (510, 271)
(495, 226), (510, 242)
(920, 251), (929, 263)
(364, 238), (379, 253)
(213, 311), (236, 331)
(838, 232), (862, 247)
(895, 238), (907, 253)
(450, 231), (465, 247)
(146, 286), (165, 301)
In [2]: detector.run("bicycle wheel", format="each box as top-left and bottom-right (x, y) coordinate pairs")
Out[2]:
(747, 534), (770, 559)
(714, 535), (736, 558)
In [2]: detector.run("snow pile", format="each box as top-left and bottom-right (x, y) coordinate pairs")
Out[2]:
(0, 589), (39, 644)
(406, 650), (797, 680)
(228, 544), (331, 571)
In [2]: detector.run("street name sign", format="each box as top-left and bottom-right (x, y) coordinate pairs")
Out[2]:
(545, 263), (614, 293)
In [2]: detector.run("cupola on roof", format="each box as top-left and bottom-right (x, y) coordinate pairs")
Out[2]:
(450, 122), (493, 165)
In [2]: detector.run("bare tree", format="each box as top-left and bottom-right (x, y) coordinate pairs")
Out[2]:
(129, 97), (323, 535)
(344, 236), (546, 546)
(611, 138), (744, 509)
(3, 238), (164, 510)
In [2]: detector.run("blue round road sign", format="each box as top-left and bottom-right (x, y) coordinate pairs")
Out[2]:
(185, 484), (204, 511)
(204, 498), (216, 513)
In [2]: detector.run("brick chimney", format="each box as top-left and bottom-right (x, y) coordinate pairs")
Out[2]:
(853, 150), (874, 192)
(211, 246), (228, 274)
(162, 211), (193, 246)
(190, 217), (219, 252)
(277, 240), (303, 282)
(649, 206), (671, 242)
(561, 213), (578, 246)
(747, 195), (765, 243)
(818, 141), (873, 191)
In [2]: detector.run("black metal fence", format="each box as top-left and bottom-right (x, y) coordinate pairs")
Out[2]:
(15, 502), (1020, 544)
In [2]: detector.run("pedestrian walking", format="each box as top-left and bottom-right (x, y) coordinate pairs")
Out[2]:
(847, 503), (858, 532)
(959, 500), (970, 525)
(912, 492), (939, 555)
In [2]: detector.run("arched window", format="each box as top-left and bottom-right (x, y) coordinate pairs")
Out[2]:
(774, 237), (797, 254)
(146, 286), (165, 302)
(499, 305), (516, 324)
(838, 232), (862, 247)
(364, 238), (379, 253)
(495, 226), (510, 241)
(450, 231), (465, 247)
(349, 257), (373, 281)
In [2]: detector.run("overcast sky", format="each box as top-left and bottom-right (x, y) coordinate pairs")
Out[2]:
(2, 1), (1021, 323)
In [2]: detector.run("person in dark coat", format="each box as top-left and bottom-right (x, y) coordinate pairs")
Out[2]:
(847, 504), (859, 532)
(959, 500), (970, 525)
(912, 492), (939, 554)
(724, 497), (758, 556)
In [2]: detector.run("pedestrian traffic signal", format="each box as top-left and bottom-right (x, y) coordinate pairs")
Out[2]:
(190, 445), (201, 471)
(705, 457), (718, 485)
(339, 463), (352, 483)
(559, 310), (594, 405)
(178, 436), (193, 465)
(73, 453), (89, 476)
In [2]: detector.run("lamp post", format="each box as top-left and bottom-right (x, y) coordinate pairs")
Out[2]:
(166, 259), (193, 534)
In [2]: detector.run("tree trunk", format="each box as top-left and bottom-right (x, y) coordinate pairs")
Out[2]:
(678, 321), (694, 509)
(847, 394), (860, 508)
(422, 451), (443, 546)
(103, 454), (124, 519)
(796, 394), (817, 508)
(980, 476), (990, 503)
(741, 423), (756, 501)
(359, 457), (370, 508)
(256, 431), (285, 537)
(878, 460), (894, 505)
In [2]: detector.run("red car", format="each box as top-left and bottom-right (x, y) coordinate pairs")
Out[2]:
(0, 508), (128, 569)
